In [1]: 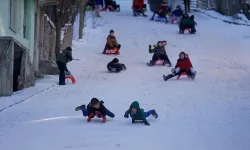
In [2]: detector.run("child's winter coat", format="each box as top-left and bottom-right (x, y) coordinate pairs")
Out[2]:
(175, 52), (193, 71)
(87, 101), (107, 116)
(124, 101), (149, 125)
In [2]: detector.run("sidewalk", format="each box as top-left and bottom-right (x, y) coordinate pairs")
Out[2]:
(0, 76), (57, 112)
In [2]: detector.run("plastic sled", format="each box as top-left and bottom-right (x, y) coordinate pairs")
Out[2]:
(87, 111), (107, 123)
(177, 72), (190, 79)
(147, 58), (166, 66)
(65, 75), (76, 84)
(132, 118), (143, 123)
(103, 48), (120, 55)
(155, 16), (166, 22)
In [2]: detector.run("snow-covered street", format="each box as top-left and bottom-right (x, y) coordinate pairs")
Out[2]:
(1, 0), (250, 149)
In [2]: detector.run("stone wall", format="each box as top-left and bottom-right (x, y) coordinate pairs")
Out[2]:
(39, 15), (59, 75)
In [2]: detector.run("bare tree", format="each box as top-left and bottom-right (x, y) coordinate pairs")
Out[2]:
(55, 0), (78, 56)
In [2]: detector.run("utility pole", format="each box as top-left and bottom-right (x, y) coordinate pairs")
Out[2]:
(79, 0), (84, 39)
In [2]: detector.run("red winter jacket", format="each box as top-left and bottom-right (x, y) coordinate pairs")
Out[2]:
(132, 0), (144, 9)
(175, 53), (193, 70)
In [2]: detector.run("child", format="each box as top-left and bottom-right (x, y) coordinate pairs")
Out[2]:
(171, 5), (183, 23)
(103, 30), (121, 54)
(157, 1), (169, 21)
(149, 41), (171, 67)
(75, 97), (115, 121)
(124, 101), (158, 126)
(163, 51), (197, 81)
(132, 0), (147, 17)
(107, 58), (126, 72)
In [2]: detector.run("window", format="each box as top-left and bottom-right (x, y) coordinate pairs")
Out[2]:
(23, 0), (28, 38)
(9, 0), (19, 32)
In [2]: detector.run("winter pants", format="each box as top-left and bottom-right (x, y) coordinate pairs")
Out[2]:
(167, 68), (195, 79)
(174, 67), (195, 74)
(133, 4), (146, 15)
(81, 107), (115, 118)
(144, 110), (155, 117)
(184, 0), (190, 12)
(152, 54), (172, 65)
(56, 61), (68, 85)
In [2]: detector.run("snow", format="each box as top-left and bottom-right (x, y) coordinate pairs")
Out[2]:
(1, 0), (250, 150)
(44, 14), (55, 28)
(195, 8), (250, 26)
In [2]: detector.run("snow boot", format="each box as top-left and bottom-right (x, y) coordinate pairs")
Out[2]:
(75, 104), (86, 111)
(151, 110), (158, 118)
(190, 71), (197, 79)
(163, 74), (172, 81)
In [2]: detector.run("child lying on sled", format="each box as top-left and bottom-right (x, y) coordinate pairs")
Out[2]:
(107, 58), (126, 72)
(75, 97), (115, 121)
(124, 101), (158, 126)
(163, 51), (197, 81)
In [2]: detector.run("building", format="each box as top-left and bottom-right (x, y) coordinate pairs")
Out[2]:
(0, 0), (57, 96)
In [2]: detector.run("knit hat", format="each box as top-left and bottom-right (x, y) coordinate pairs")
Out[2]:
(110, 30), (114, 33)
(90, 97), (100, 106)
(112, 58), (119, 63)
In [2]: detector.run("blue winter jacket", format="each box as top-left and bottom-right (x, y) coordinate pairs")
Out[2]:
(172, 9), (183, 17)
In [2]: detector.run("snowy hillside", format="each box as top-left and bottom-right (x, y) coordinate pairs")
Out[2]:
(1, 0), (250, 150)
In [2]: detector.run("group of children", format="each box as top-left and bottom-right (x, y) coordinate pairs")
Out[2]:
(75, 98), (158, 126)
(102, 29), (197, 80)
(87, 0), (120, 17)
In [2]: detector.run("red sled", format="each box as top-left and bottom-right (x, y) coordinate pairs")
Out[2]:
(177, 72), (190, 79)
(154, 58), (166, 65)
(87, 111), (107, 123)
(103, 48), (120, 55)
(65, 75), (76, 84)
(183, 28), (191, 33)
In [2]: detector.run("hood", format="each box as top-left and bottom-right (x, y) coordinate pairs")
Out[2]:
(130, 101), (140, 110)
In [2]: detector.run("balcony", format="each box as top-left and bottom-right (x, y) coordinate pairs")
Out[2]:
(38, 0), (57, 6)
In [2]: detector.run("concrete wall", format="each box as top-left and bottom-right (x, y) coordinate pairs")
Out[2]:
(0, 0), (35, 60)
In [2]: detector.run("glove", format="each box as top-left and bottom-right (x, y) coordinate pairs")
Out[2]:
(124, 114), (129, 118)
(144, 122), (150, 126)
(149, 45), (152, 49)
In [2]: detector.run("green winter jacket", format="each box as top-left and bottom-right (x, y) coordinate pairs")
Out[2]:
(125, 101), (146, 121)
(149, 45), (166, 56)
(181, 18), (195, 26)
(56, 48), (73, 64)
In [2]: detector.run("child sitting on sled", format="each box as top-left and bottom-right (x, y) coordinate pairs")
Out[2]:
(107, 58), (126, 72)
(132, 0), (147, 17)
(124, 101), (158, 126)
(103, 30), (121, 54)
(163, 51), (197, 81)
(148, 41), (172, 66)
(75, 97), (115, 122)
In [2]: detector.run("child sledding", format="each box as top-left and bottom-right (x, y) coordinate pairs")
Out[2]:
(147, 41), (172, 67)
(107, 58), (126, 73)
(75, 97), (115, 123)
(179, 13), (197, 34)
(124, 101), (158, 126)
(170, 5), (183, 24)
(163, 51), (197, 81)
(103, 30), (121, 55)
(154, 0), (170, 23)
(132, 0), (147, 17)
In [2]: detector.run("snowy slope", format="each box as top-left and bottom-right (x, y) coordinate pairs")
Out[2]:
(1, 0), (250, 150)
